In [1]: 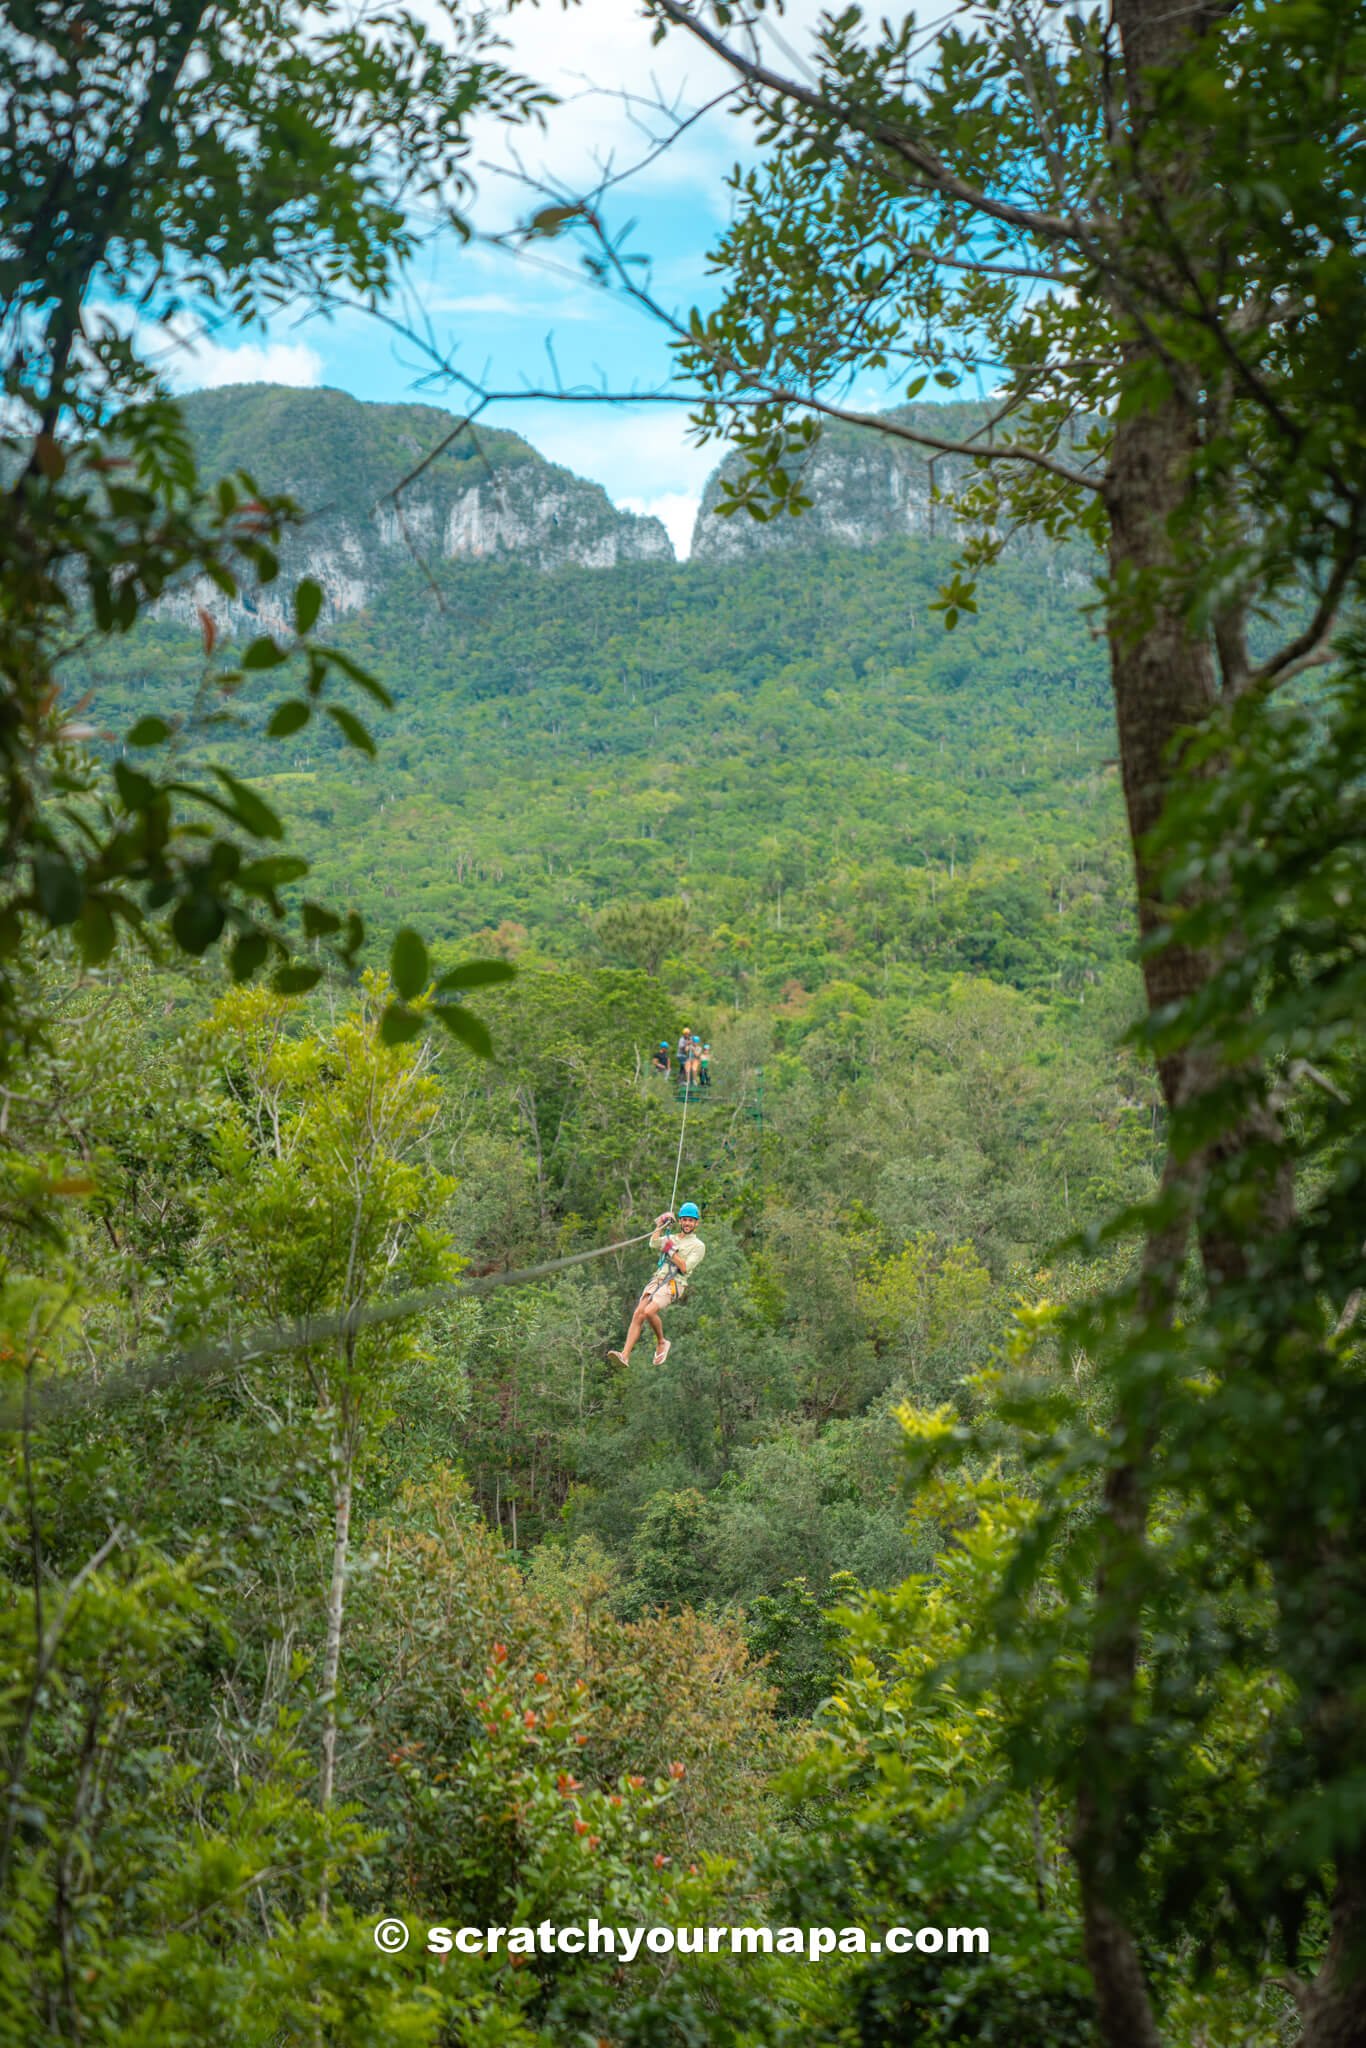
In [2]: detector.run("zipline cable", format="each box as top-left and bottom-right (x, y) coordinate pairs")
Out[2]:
(6, 1229), (659, 1427)
(668, 1075), (691, 1218)
(13, 1055), (701, 1428)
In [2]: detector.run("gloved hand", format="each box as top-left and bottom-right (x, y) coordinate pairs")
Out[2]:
(656, 1211), (675, 1228)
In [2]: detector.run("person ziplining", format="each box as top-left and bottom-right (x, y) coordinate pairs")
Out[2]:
(607, 1202), (704, 1370)
(61, 1043), (713, 1423)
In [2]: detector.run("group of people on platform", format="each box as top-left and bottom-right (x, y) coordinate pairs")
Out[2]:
(651, 1031), (711, 1087)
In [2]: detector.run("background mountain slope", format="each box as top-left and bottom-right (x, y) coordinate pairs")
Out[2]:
(170, 384), (673, 628)
(92, 385), (1129, 1009)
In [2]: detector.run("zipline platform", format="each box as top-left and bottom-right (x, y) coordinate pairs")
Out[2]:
(664, 1081), (763, 1126)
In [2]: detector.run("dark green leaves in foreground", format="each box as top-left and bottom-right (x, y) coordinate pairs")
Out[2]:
(381, 936), (515, 1050)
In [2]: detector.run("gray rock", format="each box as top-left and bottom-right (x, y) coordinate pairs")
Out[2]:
(164, 384), (672, 631)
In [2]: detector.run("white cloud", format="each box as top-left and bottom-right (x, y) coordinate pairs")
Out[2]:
(132, 314), (325, 392)
(422, 286), (593, 321)
(509, 397), (718, 507)
(164, 336), (324, 391)
(620, 489), (700, 559)
(455, 0), (831, 235)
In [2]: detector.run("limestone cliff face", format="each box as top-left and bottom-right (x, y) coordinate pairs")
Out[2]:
(689, 401), (1084, 563)
(169, 384), (672, 632)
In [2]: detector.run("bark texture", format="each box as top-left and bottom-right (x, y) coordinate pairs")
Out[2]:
(319, 1451), (353, 1816)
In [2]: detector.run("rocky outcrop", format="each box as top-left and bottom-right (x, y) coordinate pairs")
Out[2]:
(439, 471), (672, 571)
(690, 401), (1092, 563)
(167, 384), (672, 632)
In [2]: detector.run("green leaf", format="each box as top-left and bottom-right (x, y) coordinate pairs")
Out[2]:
(209, 768), (284, 841)
(390, 926), (428, 1001)
(293, 577), (324, 635)
(380, 1001), (425, 1046)
(171, 892), (225, 956)
(231, 930), (270, 982)
(273, 963), (323, 995)
(240, 855), (309, 890)
(525, 201), (586, 238)
(322, 647), (393, 707)
(433, 1002), (493, 1059)
(126, 715), (173, 747)
(79, 898), (117, 966)
(324, 703), (376, 755)
(266, 699), (311, 738)
(433, 958), (517, 993)
(32, 853), (84, 927)
(113, 760), (158, 811)
(241, 635), (288, 671)
(302, 901), (342, 939)
(339, 910), (365, 963)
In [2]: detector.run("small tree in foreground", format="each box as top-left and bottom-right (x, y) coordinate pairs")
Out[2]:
(199, 983), (458, 1826)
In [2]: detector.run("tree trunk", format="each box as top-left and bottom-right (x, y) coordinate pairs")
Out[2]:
(319, 1440), (353, 1819)
(1071, 8), (1227, 2033)
(1300, 1857), (1366, 2048)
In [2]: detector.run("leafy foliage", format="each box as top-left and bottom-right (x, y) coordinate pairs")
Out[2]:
(0, 0), (542, 1066)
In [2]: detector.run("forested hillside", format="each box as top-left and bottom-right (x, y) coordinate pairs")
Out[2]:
(72, 387), (1151, 1591)
(90, 389), (1125, 1005)
(8, 0), (1365, 2020)
(3, 384), (1185, 2037)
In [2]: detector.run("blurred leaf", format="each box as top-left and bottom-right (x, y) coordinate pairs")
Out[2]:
(32, 853), (83, 926)
(127, 716), (173, 747)
(266, 699), (311, 738)
(242, 635), (288, 671)
(324, 703), (375, 756)
(380, 1000), (424, 1045)
(434, 959), (517, 993)
(231, 929), (270, 982)
(294, 577), (324, 635)
(273, 962), (323, 994)
(78, 898), (117, 965)
(210, 768), (284, 841)
(433, 1002), (493, 1059)
(390, 926), (428, 1000)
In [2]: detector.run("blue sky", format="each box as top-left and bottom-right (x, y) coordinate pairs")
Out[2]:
(162, 0), (839, 556)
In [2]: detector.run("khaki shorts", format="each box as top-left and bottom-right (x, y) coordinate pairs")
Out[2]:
(640, 1274), (685, 1313)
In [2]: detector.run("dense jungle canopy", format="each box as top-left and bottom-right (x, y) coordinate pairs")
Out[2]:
(2, 0), (1364, 2044)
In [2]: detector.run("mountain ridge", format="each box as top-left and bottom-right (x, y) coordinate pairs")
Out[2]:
(172, 383), (673, 628)
(172, 383), (1092, 631)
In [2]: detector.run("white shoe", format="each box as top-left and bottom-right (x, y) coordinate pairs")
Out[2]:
(652, 1338), (671, 1367)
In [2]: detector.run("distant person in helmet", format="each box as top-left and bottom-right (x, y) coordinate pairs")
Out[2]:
(607, 1201), (705, 1369)
(699, 1043), (711, 1088)
(651, 1041), (671, 1076)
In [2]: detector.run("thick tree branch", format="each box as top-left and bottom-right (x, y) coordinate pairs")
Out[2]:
(650, 0), (1086, 247)
(1244, 547), (1357, 695)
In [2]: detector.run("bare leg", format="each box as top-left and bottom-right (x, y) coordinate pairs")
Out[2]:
(614, 1289), (663, 1364)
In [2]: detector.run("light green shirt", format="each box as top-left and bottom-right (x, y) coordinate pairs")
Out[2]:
(650, 1224), (706, 1292)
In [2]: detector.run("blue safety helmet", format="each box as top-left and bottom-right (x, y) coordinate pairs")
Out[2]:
(659, 1041), (670, 1049)
(678, 1202), (701, 1220)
